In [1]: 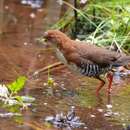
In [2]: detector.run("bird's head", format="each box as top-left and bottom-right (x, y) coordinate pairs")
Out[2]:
(43, 30), (70, 48)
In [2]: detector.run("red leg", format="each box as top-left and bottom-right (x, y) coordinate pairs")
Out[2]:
(95, 76), (105, 96)
(106, 72), (113, 94)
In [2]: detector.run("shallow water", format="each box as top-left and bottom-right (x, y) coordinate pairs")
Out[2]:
(0, 0), (130, 130)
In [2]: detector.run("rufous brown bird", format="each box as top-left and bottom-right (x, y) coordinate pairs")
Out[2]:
(44, 30), (130, 95)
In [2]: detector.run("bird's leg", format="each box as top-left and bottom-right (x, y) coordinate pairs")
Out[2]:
(95, 76), (105, 96)
(106, 72), (113, 94)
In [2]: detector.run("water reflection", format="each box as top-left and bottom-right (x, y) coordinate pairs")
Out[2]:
(0, 0), (62, 130)
(21, 0), (44, 8)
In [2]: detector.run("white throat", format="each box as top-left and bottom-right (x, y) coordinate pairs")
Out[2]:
(55, 48), (81, 74)
(55, 48), (68, 64)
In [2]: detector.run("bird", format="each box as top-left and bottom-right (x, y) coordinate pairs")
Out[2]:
(43, 30), (130, 95)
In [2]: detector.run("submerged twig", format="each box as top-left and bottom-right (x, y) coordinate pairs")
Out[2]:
(29, 62), (64, 79)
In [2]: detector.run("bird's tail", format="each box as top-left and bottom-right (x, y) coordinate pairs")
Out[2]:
(113, 55), (130, 67)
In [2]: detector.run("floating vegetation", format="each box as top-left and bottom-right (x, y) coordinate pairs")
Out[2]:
(0, 112), (21, 118)
(45, 106), (86, 130)
(43, 66), (58, 96)
(0, 76), (35, 108)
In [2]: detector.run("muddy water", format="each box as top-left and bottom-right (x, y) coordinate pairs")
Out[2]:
(0, 0), (130, 130)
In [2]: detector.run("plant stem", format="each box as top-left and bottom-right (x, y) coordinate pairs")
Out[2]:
(62, 0), (98, 28)
(74, 0), (78, 38)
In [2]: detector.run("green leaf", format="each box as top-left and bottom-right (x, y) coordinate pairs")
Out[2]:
(14, 96), (23, 102)
(7, 76), (27, 94)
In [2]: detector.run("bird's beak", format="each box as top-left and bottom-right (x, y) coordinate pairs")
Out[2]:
(36, 32), (48, 45)
(41, 31), (48, 43)
(40, 31), (51, 47)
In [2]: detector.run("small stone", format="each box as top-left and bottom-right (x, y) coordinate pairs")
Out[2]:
(44, 102), (47, 105)
(61, 83), (65, 87)
(106, 104), (112, 109)
(24, 42), (28, 46)
(71, 106), (75, 109)
(38, 9), (44, 12)
(121, 118), (125, 121)
(32, 108), (37, 112)
(75, 39), (80, 41)
(90, 114), (96, 118)
(97, 108), (103, 112)
(33, 71), (39, 75)
(30, 13), (36, 18)
(21, 0), (28, 4)
(5, 5), (9, 10)
(88, 106), (92, 109)
(104, 112), (113, 117)
(38, 54), (41, 58)
(53, 82), (57, 86)
(45, 116), (54, 122)
(122, 123), (126, 127)
(113, 112), (120, 116)
(43, 83), (47, 86)
(80, 0), (88, 4)
(57, 0), (63, 5)
(84, 126), (88, 129)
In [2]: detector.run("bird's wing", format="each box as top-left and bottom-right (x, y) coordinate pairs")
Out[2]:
(73, 42), (121, 67)
(66, 50), (96, 68)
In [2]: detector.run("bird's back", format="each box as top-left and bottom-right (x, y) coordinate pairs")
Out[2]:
(74, 41), (121, 67)
(58, 41), (116, 77)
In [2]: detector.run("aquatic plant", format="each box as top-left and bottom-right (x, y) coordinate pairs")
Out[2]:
(45, 106), (86, 130)
(7, 76), (27, 94)
(53, 0), (130, 53)
(43, 66), (58, 96)
(47, 67), (55, 87)
(0, 76), (35, 108)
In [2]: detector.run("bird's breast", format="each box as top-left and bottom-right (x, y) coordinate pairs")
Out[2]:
(55, 49), (112, 77)
(55, 49), (81, 73)
(55, 48), (68, 64)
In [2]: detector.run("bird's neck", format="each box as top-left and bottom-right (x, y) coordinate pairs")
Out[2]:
(53, 34), (72, 50)
(55, 48), (68, 64)
(52, 33), (75, 62)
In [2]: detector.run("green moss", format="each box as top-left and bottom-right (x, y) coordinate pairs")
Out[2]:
(75, 87), (97, 107)
(118, 85), (130, 96)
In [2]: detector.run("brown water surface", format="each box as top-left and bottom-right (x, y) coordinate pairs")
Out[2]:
(0, 1), (130, 130)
